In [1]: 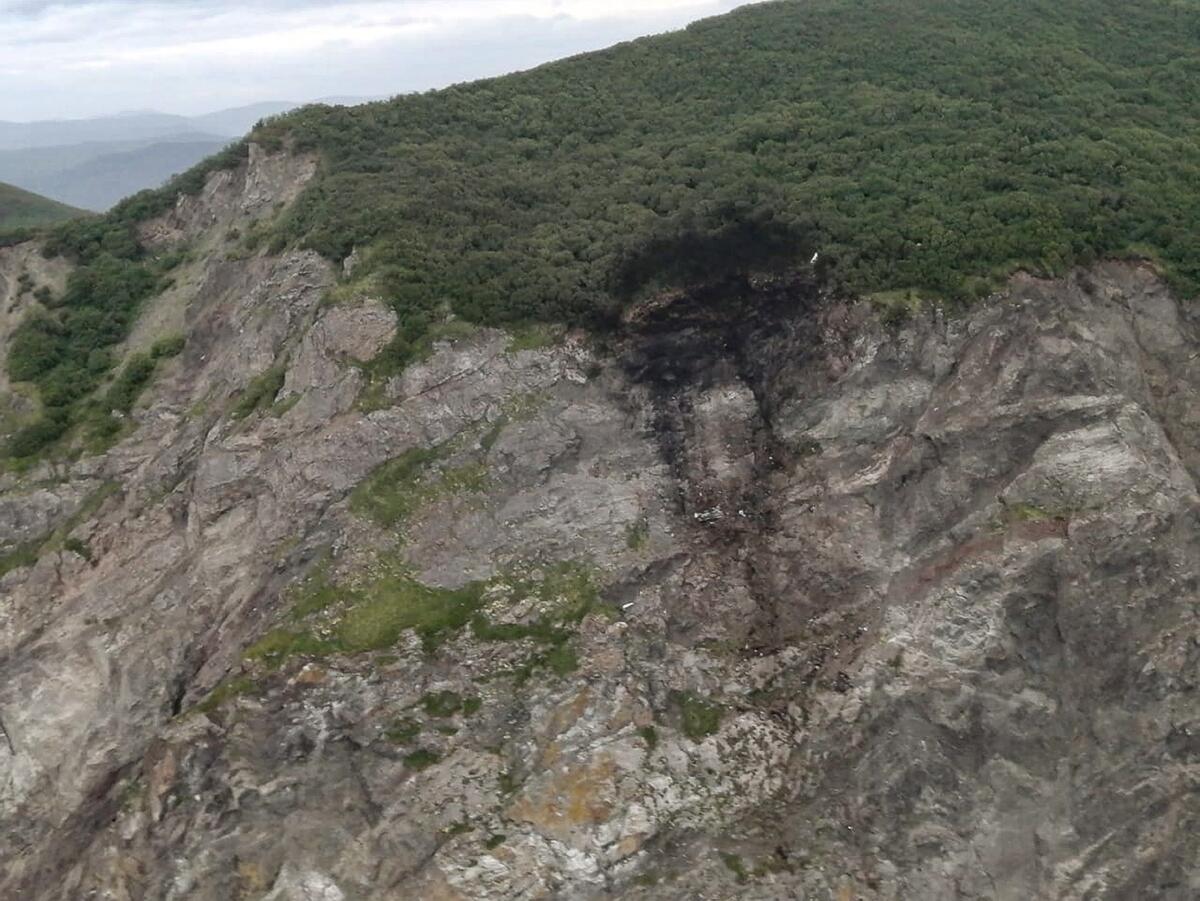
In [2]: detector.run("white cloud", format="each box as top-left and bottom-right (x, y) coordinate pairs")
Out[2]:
(0, 0), (749, 120)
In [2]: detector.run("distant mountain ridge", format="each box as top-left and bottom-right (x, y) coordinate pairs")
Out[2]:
(0, 97), (378, 150)
(0, 97), (378, 210)
(0, 139), (231, 211)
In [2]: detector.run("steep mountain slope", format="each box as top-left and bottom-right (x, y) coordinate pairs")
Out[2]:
(1, 2), (1199, 899)
(0, 181), (84, 229)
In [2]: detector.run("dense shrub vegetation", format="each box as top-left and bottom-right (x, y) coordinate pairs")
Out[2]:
(253, 0), (1200, 349)
(3, 142), (246, 458)
(7, 0), (1200, 455)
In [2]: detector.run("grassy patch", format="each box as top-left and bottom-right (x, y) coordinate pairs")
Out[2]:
(384, 717), (421, 744)
(0, 480), (118, 577)
(485, 833), (508, 850)
(0, 541), (42, 579)
(993, 499), (1074, 532)
(676, 692), (723, 741)
(543, 644), (579, 676)
(62, 536), (93, 563)
(269, 392), (302, 418)
(335, 572), (488, 653)
(505, 322), (563, 353)
(1005, 501), (1065, 523)
(349, 442), (492, 534)
(244, 629), (337, 668)
(230, 364), (287, 420)
(241, 557), (603, 673)
(288, 556), (340, 620)
(638, 725), (659, 751)
(403, 748), (440, 770)
(421, 690), (466, 717)
(719, 852), (749, 885)
(471, 561), (606, 681)
(424, 317), (482, 348)
(350, 445), (444, 527)
(194, 676), (257, 715)
(625, 518), (649, 550)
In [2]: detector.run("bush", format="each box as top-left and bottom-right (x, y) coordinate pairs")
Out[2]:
(246, 0), (1200, 359)
(4, 141), (245, 459)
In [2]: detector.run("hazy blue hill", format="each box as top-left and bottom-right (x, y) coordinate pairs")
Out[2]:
(0, 98), (378, 210)
(0, 113), (201, 151)
(0, 97), (382, 151)
(188, 102), (302, 137)
(0, 138), (230, 211)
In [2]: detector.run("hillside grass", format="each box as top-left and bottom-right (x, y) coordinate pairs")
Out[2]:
(0, 181), (84, 231)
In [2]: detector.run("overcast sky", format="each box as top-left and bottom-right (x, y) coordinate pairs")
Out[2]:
(0, 0), (751, 122)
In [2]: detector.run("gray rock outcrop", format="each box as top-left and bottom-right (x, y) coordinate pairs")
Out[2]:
(1, 152), (1197, 900)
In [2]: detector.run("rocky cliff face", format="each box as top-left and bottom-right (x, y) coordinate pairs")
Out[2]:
(1, 151), (1198, 900)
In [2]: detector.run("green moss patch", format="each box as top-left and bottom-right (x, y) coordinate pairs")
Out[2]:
(231, 363), (287, 420)
(336, 572), (488, 653)
(242, 557), (605, 679)
(421, 690), (466, 717)
(349, 443), (489, 534)
(244, 629), (337, 668)
(676, 692), (723, 741)
(384, 717), (421, 744)
(194, 676), (258, 715)
(0, 480), (118, 577)
(505, 323), (563, 353)
(719, 852), (749, 884)
(403, 748), (440, 770)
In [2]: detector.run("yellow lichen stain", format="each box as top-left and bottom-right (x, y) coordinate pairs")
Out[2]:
(236, 861), (270, 896)
(146, 745), (177, 822)
(613, 832), (648, 860)
(293, 664), (327, 686)
(539, 739), (563, 768)
(605, 691), (649, 733)
(508, 753), (617, 841)
(544, 687), (591, 739)
(590, 643), (625, 674)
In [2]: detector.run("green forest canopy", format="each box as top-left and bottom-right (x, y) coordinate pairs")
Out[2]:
(259, 0), (1200, 335)
(6, 0), (1200, 457)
